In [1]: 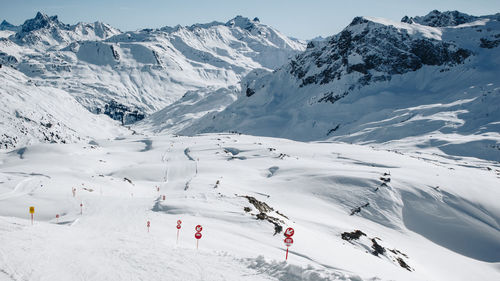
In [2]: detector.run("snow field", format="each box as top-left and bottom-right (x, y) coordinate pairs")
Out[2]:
(0, 134), (499, 280)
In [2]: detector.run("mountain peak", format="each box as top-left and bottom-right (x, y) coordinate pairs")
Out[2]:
(0, 19), (19, 31)
(20, 12), (64, 33)
(401, 10), (478, 27)
(225, 15), (260, 30)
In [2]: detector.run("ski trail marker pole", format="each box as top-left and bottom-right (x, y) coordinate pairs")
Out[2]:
(176, 220), (182, 244)
(29, 206), (35, 225)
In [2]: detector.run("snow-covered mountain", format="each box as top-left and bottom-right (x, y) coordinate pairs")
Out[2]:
(0, 13), (305, 126)
(0, 66), (129, 149)
(177, 11), (500, 161)
(12, 12), (121, 46)
(400, 10), (497, 27)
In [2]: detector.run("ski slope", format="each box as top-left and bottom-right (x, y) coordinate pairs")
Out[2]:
(1, 133), (499, 281)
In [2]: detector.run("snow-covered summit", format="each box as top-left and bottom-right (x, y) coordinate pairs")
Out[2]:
(158, 15), (305, 52)
(12, 12), (120, 46)
(19, 12), (66, 33)
(225, 15), (259, 30)
(401, 10), (500, 27)
(402, 10), (474, 27)
(282, 15), (468, 89)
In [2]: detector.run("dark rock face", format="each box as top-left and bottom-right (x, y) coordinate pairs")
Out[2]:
(371, 238), (386, 256)
(401, 10), (478, 27)
(13, 12), (69, 44)
(318, 92), (348, 104)
(341, 230), (366, 241)
(245, 87), (255, 97)
(96, 100), (145, 125)
(396, 257), (412, 271)
(289, 17), (471, 91)
(225, 16), (258, 31)
(19, 12), (67, 34)
(239, 195), (287, 235)
(0, 51), (19, 65)
(480, 37), (500, 49)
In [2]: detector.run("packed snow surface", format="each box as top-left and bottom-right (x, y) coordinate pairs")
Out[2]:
(0, 134), (499, 281)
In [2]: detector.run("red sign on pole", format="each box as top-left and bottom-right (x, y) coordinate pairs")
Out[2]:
(80, 203), (83, 215)
(147, 220), (151, 232)
(176, 219), (182, 244)
(195, 224), (203, 249)
(56, 214), (59, 223)
(162, 195), (166, 201)
(283, 227), (295, 261)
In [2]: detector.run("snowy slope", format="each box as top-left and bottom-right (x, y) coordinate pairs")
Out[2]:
(178, 11), (500, 161)
(0, 133), (499, 280)
(0, 67), (129, 149)
(0, 13), (305, 124)
(134, 86), (239, 134)
(135, 68), (272, 134)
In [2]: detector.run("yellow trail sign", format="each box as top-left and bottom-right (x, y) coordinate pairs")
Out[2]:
(29, 206), (35, 214)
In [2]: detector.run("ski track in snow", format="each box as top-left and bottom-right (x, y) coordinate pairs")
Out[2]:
(0, 134), (499, 281)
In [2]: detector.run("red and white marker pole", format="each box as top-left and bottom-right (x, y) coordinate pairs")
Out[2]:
(176, 220), (182, 244)
(283, 227), (295, 261)
(147, 220), (151, 233)
(56, 214), (60, 223)
(162, 195), (166, 201)
(80, 203), (83, 215)
(195, 225), (203, 250)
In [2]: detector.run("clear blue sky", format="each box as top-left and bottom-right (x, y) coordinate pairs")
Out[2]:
(1, 0), (498, 39)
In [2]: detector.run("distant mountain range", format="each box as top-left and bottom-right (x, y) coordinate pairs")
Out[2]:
(0, 12), (304, 122)
(0, 12), (304, 148)
(1, 10), (499, 161)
